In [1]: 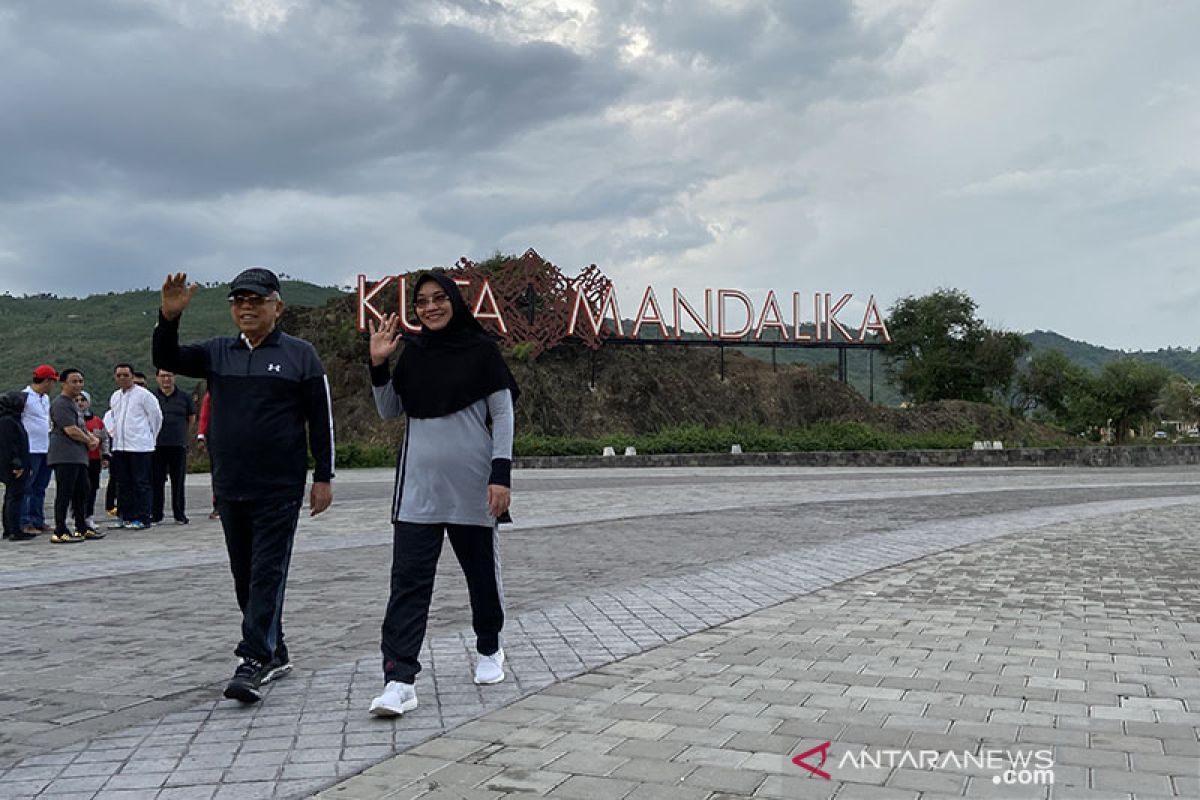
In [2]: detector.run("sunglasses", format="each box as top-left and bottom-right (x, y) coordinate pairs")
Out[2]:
(228, 294), (275, 307)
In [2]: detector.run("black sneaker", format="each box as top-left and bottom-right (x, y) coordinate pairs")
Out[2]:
(223, 658), (268, 703)
(263, 653), (293, 684)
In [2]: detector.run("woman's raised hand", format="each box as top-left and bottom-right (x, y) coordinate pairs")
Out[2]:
(368, 313), (403, 366)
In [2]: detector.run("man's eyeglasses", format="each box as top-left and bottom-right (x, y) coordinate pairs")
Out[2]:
(228, 294), (274, 307)
(414, 293), (450, 309)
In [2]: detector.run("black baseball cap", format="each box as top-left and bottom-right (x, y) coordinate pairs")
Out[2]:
(228, 267), (281, 298)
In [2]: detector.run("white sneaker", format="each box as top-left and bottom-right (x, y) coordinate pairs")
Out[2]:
(474, 649), (505, 685)
(369, 681), (418, 717)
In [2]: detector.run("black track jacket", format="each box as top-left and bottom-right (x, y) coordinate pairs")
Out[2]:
(153, 313), (334, 501)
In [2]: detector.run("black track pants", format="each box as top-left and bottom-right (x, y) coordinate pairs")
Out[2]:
(218, 497), (301, 664)
(381, 521), (504, 684)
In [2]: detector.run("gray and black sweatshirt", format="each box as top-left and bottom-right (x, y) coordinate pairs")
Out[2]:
(370, 362), (513, 528)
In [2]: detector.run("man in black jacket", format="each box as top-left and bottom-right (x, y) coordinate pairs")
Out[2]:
(153, 267), (334, 704)
(151, 369), (196, 525)
(0, 392), (34, 541)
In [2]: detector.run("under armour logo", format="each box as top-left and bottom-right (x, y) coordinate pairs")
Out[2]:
(267, 363), (282, 373)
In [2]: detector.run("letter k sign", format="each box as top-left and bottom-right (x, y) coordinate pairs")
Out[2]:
(792, 741), (832, 780)
(267, 363), (282, 373)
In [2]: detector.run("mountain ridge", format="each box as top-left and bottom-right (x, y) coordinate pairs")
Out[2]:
(2, 284), (1197, 416)
(0, 281), (344, 412)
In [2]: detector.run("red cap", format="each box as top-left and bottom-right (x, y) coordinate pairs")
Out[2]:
(32, 364), (59, 381)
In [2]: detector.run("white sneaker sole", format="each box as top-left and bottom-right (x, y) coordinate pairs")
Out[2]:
(474, 671), (505, 685)
(369, 697), (418, 717)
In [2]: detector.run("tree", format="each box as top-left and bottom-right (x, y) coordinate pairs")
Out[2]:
(885, 288), (1030, 404)
(978, 330), (1032, 411)
(1017, 351), (1180, 442)
(1154, 375), (1200, 428)
(1096, 359), (1173, 444)
(1016, 349), (1090, 420)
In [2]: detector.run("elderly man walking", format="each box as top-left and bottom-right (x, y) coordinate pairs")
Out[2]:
(107, 364), (163, 531)
(153, 267), (334, 704)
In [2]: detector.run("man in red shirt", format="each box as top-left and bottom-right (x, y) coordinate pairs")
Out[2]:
(197, 391), (219, 519)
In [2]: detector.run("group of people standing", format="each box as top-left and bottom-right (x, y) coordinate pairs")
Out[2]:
(0, 362), (203, 544)
(152, 266), (516, 717)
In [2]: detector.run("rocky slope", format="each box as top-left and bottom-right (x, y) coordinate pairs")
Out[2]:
(279, 295), (1066, 447)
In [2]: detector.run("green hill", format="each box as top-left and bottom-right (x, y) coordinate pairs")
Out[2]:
(744, 328), (1200, 405)
(1025, 330), (1200, 380)
(0, 281), (346, 413)
(3, 280), (1196, 418)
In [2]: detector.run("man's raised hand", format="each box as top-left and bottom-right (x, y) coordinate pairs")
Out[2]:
(161, 272), (200, 320)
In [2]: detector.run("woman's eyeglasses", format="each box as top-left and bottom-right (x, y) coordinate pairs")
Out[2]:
(414, 293), (450, 309)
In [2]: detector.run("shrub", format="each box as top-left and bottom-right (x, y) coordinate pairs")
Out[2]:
(513, 422), (979, 457)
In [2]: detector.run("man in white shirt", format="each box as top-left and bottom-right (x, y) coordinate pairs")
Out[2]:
(21, 364), (58, 535)
(107, 363), (163, 530)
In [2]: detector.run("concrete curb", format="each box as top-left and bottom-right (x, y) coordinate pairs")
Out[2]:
(515, 444), (1200, 469)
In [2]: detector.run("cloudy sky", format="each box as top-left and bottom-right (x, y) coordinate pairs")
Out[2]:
(2, 0), (1197, 350)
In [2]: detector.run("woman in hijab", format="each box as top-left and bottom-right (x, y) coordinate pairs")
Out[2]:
(365, 272), (518, 717)
(0, 391), (34, 541)
(76, 390), (110, 532)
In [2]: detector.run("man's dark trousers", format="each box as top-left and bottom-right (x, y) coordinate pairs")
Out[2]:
(2, 475), (25, 536)
(85, 459), (102, 519)
(20, 453), (51, 529)
(152, 445), (188, 522)
(104, 470), (118, 513)
(381, 522), (504, 684)
(112, 451), (153, 525)
(218, 497), (301, 664)
(52, 463), (89, 534)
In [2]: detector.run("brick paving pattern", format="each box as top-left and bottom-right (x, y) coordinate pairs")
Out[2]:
(0, 466), (1198, 799)
(318, 504), (1200, 800)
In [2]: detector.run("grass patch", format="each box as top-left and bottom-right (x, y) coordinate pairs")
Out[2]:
(513, 422), (979, 457)
(187, 422), (1090, 473)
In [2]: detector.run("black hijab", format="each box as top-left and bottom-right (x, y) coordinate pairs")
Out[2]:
(392, 273), (519, 419)
(0, 391), (26, 419)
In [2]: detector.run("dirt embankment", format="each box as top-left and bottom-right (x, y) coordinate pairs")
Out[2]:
(281, 296), (1065, 445)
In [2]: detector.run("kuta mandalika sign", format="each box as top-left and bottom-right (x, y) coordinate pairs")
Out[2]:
(356, 249), (891, 358)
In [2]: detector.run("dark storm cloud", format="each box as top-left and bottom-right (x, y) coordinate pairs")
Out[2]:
(399, 23), (628, 152)
(591, 0), (906, 103)
(0, 2), (630, 202)
(420, 161), (712, 245)
(0, 0), (908, 300)
(7, 1), (1193, 349)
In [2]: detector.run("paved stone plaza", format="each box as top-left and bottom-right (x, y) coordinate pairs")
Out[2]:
(1, 465), (1198, 799)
